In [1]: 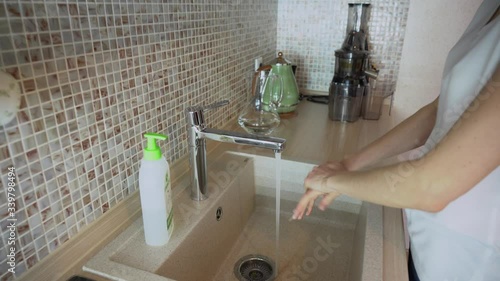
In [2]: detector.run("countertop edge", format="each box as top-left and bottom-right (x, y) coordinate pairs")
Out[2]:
(383, 207), (409, 281)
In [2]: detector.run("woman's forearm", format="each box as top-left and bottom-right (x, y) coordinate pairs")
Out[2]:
(325, 162), (437, 211)
(323, 67), (500, 212)
(343, 98), (439, 171)
(294, 65), (500, 220)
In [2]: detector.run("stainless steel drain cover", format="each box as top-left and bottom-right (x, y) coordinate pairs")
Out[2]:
(234, 254), (275, 281)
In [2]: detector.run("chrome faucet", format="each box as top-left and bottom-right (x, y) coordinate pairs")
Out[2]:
(185, 100), (286, 201)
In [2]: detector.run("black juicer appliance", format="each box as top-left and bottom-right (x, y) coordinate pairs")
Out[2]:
(329, 3), (379, 122)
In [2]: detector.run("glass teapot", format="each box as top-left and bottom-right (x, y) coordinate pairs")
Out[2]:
(238, 66), (283, 136)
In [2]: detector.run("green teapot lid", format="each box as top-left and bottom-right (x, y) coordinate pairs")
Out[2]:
(274, 52), (293, 65)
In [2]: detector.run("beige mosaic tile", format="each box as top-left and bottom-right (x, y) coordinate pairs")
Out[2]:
(0, 0), (278, 279)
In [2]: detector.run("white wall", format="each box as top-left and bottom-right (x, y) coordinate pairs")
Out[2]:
(393, 0), (483, 120)
(277, 0), (410, 97)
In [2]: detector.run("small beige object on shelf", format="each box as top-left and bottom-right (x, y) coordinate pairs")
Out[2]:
(0, 70), (21, 126)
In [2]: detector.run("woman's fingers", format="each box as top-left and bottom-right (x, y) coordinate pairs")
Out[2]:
(319, 192), (341, 210)
(292, 195), (309, 220)
(293, 189), (342, 220)
(292, 189), (323, 220)
(306, 197), (315, 216)
(295, 161), (347, 220)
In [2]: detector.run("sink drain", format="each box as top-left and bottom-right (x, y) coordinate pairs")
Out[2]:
(234, 254), (275, 281)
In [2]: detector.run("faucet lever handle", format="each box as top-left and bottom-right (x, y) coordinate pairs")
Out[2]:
(203, 100), (229, 111)
(185, 100), (229, 127)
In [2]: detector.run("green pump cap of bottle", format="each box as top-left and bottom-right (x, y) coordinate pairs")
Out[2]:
(143, 133), (168, 161)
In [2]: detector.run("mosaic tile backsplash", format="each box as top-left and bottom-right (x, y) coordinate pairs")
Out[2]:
(0, 0), (278, 279)
(0, 0), (409, 279)
(278, 0), (409, 97)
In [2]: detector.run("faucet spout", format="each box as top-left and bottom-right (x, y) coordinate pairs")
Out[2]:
(200, 128), (286, 152)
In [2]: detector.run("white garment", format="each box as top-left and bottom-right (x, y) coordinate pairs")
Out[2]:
(405, 0), (500, 280)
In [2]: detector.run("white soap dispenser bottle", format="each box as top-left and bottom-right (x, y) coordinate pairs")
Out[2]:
(138, 133), (174, 246)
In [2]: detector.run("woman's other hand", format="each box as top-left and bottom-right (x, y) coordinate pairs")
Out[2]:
(292, 161), (345, 220)
(304, 161), (346, 193)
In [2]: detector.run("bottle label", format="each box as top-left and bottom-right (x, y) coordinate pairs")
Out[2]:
(165, 171), (174, 232)
(167, 207), (174, 230)
(165, 173), (169, 189)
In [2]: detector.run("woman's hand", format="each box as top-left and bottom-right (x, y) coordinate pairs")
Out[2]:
(292, 189), (341, 220)
(304, 161), (345, 193)
(292, 161), (346, 220)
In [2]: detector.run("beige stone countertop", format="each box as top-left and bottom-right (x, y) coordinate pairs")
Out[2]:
(217, 100), (399, 164)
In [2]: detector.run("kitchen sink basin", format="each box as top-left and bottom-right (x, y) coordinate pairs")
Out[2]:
(84, 153), (382, 281)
